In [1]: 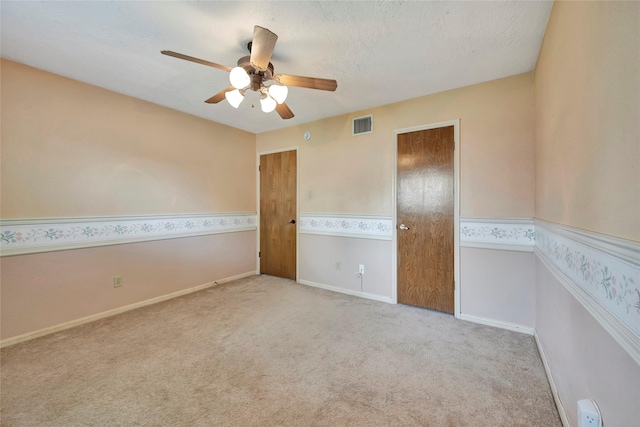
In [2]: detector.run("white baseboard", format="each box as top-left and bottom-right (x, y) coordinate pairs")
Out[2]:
(297, 279), (394, 304)
(535, 330), (570, 427)
(213, 271), (257, 285)
(459, 313), (535, 335)
(0, 270), (257, 348)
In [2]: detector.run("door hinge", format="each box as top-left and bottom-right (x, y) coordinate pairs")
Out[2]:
(258, 251), (261, 258)
(258, 165), (261, 172)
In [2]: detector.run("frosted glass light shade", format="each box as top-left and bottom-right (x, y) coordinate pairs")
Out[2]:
(260, 94), (277, 113)
(225, 89), (244, 108)
(268, 84), (288, 104)
(229, 67), (250, 89)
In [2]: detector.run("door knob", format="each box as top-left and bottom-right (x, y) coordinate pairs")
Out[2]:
(288, 219), (296, 224)
(399, 224), (410, 230)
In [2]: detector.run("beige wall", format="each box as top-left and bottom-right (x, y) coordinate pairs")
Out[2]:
(298, 234), (392, 299)
(1, 232), (256, 339)
(1, 59), (256, 218)
(533, 2), (640, 426)
(460, 247), (535, 328)
(535, 259), (640, 427)
(257, 74), (536, 319)
(257, 73), (535, 218)
(1, 60), (258, 341)
(534, 1), (640, 241)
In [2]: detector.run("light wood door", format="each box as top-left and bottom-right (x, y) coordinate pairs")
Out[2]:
(397, 126), (454, 314)
(260, 150), (297, 280)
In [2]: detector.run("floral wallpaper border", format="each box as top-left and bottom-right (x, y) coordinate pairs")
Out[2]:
(299, 214), (392, 240)
(535, 223), (640, 337)
(299, 216), (536, 244)
(1, 213), (257, 256)
(460, 218), (535, 248)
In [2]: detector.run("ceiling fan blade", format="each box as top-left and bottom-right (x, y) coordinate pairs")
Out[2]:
(275, 74), (337, 92)
(250, 26), (278, 72)
(204, 86), (235, 104)
(275, 102), (295, 120)
(161, 50), (232, 72)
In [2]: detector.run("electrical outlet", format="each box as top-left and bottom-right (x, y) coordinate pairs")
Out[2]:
(336, 261), (341, 270)
(113, 276), (123, 288)
(578, 399), (602, 427)
(359, 264), (365, 274)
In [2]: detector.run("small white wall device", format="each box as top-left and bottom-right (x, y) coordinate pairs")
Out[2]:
(577, 399), (602, 427)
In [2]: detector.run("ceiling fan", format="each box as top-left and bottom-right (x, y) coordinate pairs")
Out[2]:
(161, 25), (338, 120)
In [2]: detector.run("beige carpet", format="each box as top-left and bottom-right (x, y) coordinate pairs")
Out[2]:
(1, 275), (560, 426)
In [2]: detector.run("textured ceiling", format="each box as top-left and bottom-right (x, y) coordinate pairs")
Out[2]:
(1, 1), (552, 134)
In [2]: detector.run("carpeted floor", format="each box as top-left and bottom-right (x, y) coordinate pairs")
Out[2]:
(1, 275), (561, 426)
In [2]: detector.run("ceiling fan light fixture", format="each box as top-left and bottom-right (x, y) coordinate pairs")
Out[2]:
(229, 66), (250, 89)
(260, 93), (277, 113)
(268, 84), (288, 104)
(225, 89), (244, 108)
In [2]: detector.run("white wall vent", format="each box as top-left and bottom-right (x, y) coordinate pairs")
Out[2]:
(352, 114), (373, 136)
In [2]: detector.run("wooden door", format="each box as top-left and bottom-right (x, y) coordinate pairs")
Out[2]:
(260, 150), (297, 280)
(397, 126), (454, 314)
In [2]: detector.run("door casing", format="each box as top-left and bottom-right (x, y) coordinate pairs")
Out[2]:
(256, 146), (300, 280)
(392, 120), (460, 318)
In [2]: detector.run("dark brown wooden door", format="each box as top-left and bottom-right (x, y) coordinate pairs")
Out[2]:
(260, 150), (297, 280)
(397, 126), (454, 314)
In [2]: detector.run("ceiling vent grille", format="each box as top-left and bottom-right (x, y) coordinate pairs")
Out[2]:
(352, 114), (373, 136)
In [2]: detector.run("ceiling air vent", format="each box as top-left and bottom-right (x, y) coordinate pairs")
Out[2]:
(352, 114), (373, 136)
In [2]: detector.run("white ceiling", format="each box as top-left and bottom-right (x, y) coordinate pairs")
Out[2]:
(1, 1), (553, 134)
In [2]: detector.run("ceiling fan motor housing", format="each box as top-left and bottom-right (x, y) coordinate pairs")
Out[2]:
(237, 55), (274, 91)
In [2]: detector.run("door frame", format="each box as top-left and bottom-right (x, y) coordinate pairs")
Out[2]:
(392, 120), (461, 318)
(256, 146), (300, 280)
